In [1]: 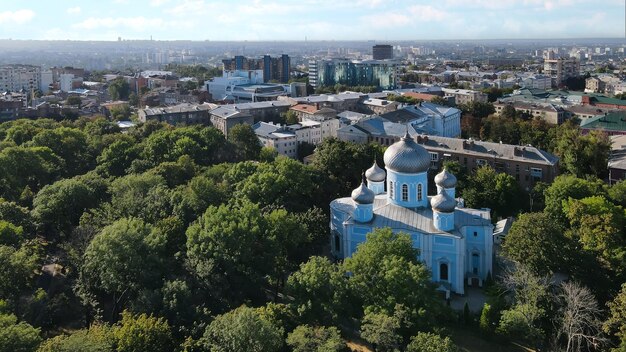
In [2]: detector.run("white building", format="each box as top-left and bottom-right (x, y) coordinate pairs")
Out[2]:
(253, 122), (298, 158)
(60, 74), (75, 92)
(521, 74), (552, 90)
(287, 120), (323, 145)
(441, 88), (488, 105)
(40, 71), (53, 93)
(0, 65), (41, 92)
(205, 70), (264, 101)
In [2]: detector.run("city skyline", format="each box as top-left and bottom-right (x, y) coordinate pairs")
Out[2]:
(0, 0), (623, 42)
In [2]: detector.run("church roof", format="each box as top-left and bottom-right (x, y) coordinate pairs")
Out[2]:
(331, 195), (491, 236)
(383, 132), (431, 173)
(365, 161), (386, 182)
(434, 168), (457, 188)
(431, 189), (456, 213)
(351, 180), (375, 204)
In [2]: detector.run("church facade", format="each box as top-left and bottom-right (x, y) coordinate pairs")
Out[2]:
(330, 133), (493, 295)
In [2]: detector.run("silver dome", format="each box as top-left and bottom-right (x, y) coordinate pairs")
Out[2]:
(431, 189), (456, 213)
(383, 132), (431, 174)
(365, 161), (386, 182)
(434, 168), (457, 188)
(351, 181), (375, 204)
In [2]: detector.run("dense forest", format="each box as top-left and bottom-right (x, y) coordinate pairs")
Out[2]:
(0, 116), (625, 352)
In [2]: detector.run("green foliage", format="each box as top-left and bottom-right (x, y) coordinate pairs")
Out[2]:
(109, 105), (132, 121)
(203, 305), (284, 352)
(458, 101), (495, 118)
(66, 96), (82, 108)
(359, 310), (402, 352)
(29, 127), (93, 176)
(286, 325), (346, 352)
(0, 221), (24, 247)
(554, 124), (611, 179)
(112, 311), (174, 352)
(108, 173), (172, 223)
(228, 124), (261, 161)
(462, 165), (524, 219)
(543, 174), (605, 225)
(0, 146), (63, 200)
(406, 332), (457, 352)
(141, 126), (226, 166)
(0, 313), (41, 352)
(96, 139), (141, 177)
(185, 201), (271, 307)
(108, 77), (131, 101)
(344, 228), (439, 330)
(0, 241), (42, 303)
(37, 325), (113, 352)
(605, 283), (626, 351)
(502, 212), (569, 276)
(79, 218), (165, 317)
(283, 110), (299, 124)
(286, 256), (351, 325)
(32, 176), (106, 239)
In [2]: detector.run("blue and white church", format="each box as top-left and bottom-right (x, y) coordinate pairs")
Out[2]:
(330, 132), (493, 295)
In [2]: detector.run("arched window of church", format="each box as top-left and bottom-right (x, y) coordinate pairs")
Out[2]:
(417, 183), (423, 201)
(389, 181), (394, 199)
(440, 262), (448, 281)
(401, 184), (408, 201)
(334, 234), (341, 253)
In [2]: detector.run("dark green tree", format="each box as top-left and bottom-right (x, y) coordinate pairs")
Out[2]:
(108, 77), (131, 101)
(286, 325), (346, 352)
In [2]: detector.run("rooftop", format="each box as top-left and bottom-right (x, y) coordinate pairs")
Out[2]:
(581, 111), (626, 131)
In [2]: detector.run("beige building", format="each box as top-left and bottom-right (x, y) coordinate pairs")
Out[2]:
(493, 101), (565, 124)
(543, 58), (579, 87)
(209, 106), (254, 138)
(441, 88), (488, 105)
(138, 103), (214, 125)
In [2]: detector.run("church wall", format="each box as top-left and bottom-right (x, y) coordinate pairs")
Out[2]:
(386, 170), (428, 208)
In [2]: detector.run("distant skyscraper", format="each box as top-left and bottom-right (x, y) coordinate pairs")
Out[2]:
(372, 44), (393, 60)
(309, 59), (398, 90)
(222, 55), (290, 83)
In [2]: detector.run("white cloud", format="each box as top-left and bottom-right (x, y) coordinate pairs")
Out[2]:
(66, 7), (81, 14)
(0, 9), (35, 25)
(150, 0), (170, 6)
(73, 17), (165, 31)
(408, 5), (447, 21)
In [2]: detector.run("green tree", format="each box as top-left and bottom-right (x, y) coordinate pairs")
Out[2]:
(543, 175), (605, 225)
(0, 146), (63, 201)
(228, 124), (261, 161)
(96, 139), (142, 177)
(0, 221), (24, 247)
(66, 95), (82, 108)
(554, 124), (610, 179)
(360, 310), (402, 352)
(0, 313), (41, 352)
(502, 212), (570, 276)
(344, 228), (440, 330)
(108, 77), (131, 101)
(286, 325), (346, 352)
(458, 101), (495, 119)
(79, 218), (165, 318)
(108, 173), (173, 223)
(203, 305), (284, 352)
(109, 105), (132, 121)
(112, 311), (174, 352)
(462, 165), (523, 219)
(286, 256), (352, 325)
(283, 110), (300, 124)
(0, 241), (42, 305)
(406, 332), (457, 352)
(185, 201), (271, 307)
(37, 325), (113, 352)
(604, 283), (626, 351)
(32, 176), (105, 239)
(29, 127), (93, 176)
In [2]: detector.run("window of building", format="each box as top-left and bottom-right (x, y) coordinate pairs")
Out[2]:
(334, 234), (340, 253)
(472, 253), (480, 275)
(389, 181), (394, 199)
(439, 263), (449, 281)
(476, 159), (487, 166)
(417, 183), (423, 201)
(473, 231), (478, 237)
(530, 167), (543, 180)
(401, 184), (408, 201)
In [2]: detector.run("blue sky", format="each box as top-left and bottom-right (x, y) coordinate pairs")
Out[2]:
(0, 0), (623, 41)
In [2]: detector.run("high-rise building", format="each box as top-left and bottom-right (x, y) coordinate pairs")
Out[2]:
(0, 65), (41, 93)
(372, 44), (393, 60)
(222, 54), (290, 83)
(308, 59), (398, 90)
(543, 57), (580, 87)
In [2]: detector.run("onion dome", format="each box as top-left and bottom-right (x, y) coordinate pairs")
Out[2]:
(431, 189), (456, 213)
(383, 131), (431, 174)
(434, 167), (457, 189)
(365, 161), (386, 182)
(351, 175), (375, 204)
